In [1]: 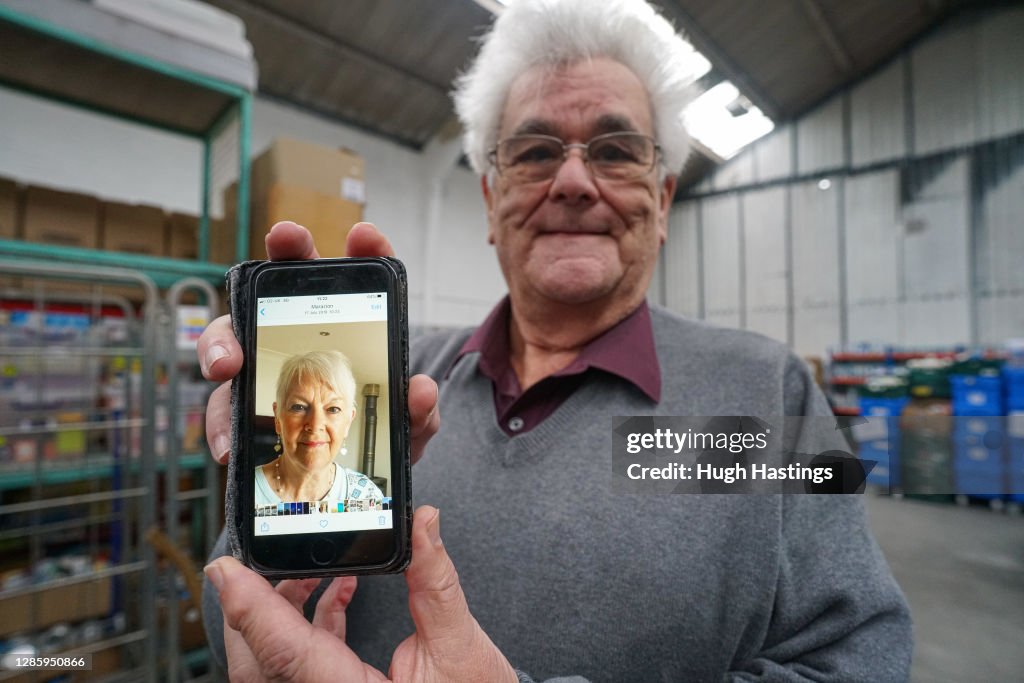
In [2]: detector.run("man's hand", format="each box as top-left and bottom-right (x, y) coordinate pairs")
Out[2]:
(197, 221), (440, 465)
(205, 506), (518, 683)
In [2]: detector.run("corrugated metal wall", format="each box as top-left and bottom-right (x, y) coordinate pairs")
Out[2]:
(664, 6), (1024, 357)
(845, 170), (901, 344)
(662, 202), (701, 317)
(701, 195), (742, 329)
(741, 187), (788, 342)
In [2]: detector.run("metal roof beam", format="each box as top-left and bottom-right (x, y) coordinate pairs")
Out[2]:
(658, 1), (782, 120)
(211, 0), (450, 96)
(796, 0), (854, 73)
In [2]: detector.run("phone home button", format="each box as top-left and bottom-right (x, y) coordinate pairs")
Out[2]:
(310, 539), (337, 566)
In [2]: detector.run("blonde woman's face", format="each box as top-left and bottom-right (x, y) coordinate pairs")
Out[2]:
(274, 379), (355, 470)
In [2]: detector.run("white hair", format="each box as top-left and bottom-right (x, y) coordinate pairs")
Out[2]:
(453, 0), (702, 177)
(276, 350), (357, 416)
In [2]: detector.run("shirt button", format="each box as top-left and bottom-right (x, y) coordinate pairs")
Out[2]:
(508, 416), (525, 432)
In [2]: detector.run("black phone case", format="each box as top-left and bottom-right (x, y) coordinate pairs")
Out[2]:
(225, 257), (412, 579)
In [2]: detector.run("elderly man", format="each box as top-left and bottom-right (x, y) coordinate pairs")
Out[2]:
(200, 0), (912, 680)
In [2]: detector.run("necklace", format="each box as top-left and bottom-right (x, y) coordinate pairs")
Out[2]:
(271, 458), (337, 499)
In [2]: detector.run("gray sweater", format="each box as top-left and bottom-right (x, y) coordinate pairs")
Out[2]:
(204, 305), (912, 681)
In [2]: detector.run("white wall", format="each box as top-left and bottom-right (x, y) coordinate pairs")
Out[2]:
(666, 6), (1024, 357)
(431, 167), (507, 327)
(0, 86), (204, 211)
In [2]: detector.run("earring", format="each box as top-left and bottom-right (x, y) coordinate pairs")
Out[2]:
(340, 440), (348, 457)
(274, 435), (282, 453)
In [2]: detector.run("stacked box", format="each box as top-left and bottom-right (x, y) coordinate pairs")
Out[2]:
(228, 137), (366, 260)
(101, 201), (167, 256)
(0, 177), (18, 238)
(166, 211), (200, 260)
(0, 178), (21, 290)
(22, 186), (100, 248)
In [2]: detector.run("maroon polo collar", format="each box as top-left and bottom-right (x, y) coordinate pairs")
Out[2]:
(452, 296), (661, 435)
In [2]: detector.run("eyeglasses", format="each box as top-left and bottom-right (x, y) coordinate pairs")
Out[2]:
(489, 132), (661, 182)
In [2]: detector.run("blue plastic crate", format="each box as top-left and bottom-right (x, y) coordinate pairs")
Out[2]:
(953, 441), (1005, 474)
(954, 468), (1005, 499)
(1008, 389), (1024, 412)
(1005, 368), (1024, 411)
(856, 397), (908, 445)
(860, 397), (910, 416)
(860, 443), (898, 488)
(952, 375), (1004, 414)
(953, 415), (1004, 440)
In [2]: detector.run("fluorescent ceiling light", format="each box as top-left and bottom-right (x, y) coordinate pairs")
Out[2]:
(683, 81), (774, 161)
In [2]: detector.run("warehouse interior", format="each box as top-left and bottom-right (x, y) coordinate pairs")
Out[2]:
(0, 0), (1022, 681)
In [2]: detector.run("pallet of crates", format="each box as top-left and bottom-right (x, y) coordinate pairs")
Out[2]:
(901, 358), (956, 503)
(950, 359), (1007, 510)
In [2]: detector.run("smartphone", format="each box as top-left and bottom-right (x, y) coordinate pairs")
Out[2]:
(230, 257), (411, 578)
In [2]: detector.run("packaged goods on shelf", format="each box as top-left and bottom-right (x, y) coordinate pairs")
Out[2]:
(22, 186), (100, 249)
(906, 357), (953, 399)
(0, 557), (113, 638)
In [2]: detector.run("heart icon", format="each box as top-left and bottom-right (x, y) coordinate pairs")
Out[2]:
(319, 519), (328, 528)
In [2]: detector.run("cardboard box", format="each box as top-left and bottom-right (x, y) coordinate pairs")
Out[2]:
(101, 201), (166, 256)
(210, 216), (235, 264)
(0, 178), (21, 289)
(22, 186), (100, 249)
(0, 575), (112, 637)
(243, 137), (366, 259)
(167, 211), (199, 260)
(0, 177), (19, 239)
(163, 212), (236, 264)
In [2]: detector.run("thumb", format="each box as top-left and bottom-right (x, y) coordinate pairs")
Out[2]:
(346, 222), (396, 257)
(404, 506), (475, 644)
(207, 556), (316, 679)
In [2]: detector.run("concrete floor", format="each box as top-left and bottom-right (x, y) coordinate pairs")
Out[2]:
(865, 495), (1024, 682)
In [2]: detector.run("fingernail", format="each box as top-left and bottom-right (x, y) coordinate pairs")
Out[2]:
(425, 384), (440, 422)
(204, 561), (226, 591)
(427, 509), (442, 547)
(202, 343), (229, 375)
(213, 434), (231, 463)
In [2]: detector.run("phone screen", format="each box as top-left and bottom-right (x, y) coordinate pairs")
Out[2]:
(237, 258), (411, 577)
(252, 289), (395, 539)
